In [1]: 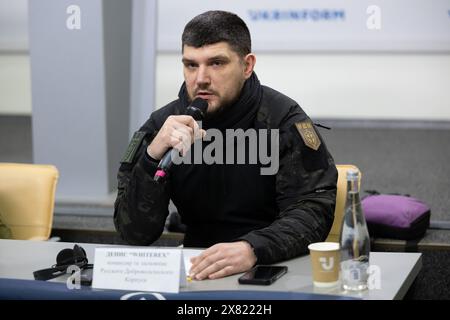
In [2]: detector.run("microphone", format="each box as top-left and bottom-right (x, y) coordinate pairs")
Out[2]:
(154, 98), (208, 182)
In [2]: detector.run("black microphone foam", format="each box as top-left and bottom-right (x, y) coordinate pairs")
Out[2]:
(185, 97), (208, 120)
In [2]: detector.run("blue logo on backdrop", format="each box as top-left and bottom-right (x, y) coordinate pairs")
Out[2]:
(248, 9), (346, 22)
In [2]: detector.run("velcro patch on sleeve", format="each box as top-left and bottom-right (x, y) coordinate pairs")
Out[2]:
(120, 131), (146, 164)
(294, 120), (321, 151)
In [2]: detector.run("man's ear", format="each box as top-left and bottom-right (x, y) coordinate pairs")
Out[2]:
(243, 53), (256, 79)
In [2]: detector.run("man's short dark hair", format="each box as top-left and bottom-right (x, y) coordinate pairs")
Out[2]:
(182, 10), (251, 58)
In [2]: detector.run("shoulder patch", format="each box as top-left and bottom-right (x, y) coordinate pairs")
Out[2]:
(294, 120), (321, 151)
(121, 131), (146, 164)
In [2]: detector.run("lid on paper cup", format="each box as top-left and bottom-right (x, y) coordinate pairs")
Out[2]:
(308, 242), (339, 251)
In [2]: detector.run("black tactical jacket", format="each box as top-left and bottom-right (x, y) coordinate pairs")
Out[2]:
(114, 86), (338, 264)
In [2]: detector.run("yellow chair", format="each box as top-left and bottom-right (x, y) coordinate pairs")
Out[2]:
(0, 163), (59, 240)
(326, 164), (361, 243)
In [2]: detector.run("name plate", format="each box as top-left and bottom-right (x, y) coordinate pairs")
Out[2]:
(92, 248), (186, 293)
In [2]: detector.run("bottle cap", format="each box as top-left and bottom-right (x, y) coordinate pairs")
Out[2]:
(346, 169), (359, 181)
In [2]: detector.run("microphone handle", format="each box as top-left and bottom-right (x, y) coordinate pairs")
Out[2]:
(153, 104), (206, 182)
(154, 149), (179, 182)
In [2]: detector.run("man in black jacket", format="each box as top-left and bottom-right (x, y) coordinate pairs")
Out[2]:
(114, 10), (338, 280)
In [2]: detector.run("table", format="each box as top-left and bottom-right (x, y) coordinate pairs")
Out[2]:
(0, 239), (422, 300)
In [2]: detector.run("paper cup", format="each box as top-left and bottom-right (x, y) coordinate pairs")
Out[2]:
(308, 242), (340, 287)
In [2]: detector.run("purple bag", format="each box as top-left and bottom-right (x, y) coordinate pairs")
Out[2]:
(361, 194), (430, 240)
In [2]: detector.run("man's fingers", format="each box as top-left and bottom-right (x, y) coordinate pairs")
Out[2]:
(192, 245), (219, 266)
(189, 257), (198, 266)
(208, 265), (235, 280)
(171, 115), (199, 131)
(173, 126), (194, 142)
(190, 254), (217, 277)
(193, 128), (206, 141)
(194, 259), (228, 280)
(189, 248), (222, 277)
(176, 120), (202, 143)
(150, 115), (202, 159)
(170, 128), (193, 155)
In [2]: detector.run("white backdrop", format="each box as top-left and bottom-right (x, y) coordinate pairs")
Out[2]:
(158, 0), (450, 52)
(2, 0), (449, 52)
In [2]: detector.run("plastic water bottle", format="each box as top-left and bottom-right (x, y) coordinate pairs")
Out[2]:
(339, 170), (371, 291)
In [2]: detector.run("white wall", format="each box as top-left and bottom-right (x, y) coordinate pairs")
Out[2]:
(0, 54), (31, 115)
(156, 53), (450, 120)
(0, 0), (28, 51)
(2, 53), (450, 120)
(0, 0), (30, 115)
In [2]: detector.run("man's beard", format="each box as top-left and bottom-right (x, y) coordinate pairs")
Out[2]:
(203, 96), (236, 121)
(187, 92), (240, 121)
(194, 81), (245, 121)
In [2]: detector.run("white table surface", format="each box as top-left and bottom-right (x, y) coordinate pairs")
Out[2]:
(0, 239), (422, 300)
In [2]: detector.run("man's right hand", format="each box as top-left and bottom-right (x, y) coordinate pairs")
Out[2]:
(147, 115), (205, 160)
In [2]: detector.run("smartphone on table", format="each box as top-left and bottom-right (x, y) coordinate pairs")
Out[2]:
(238, 265), (288, 285)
